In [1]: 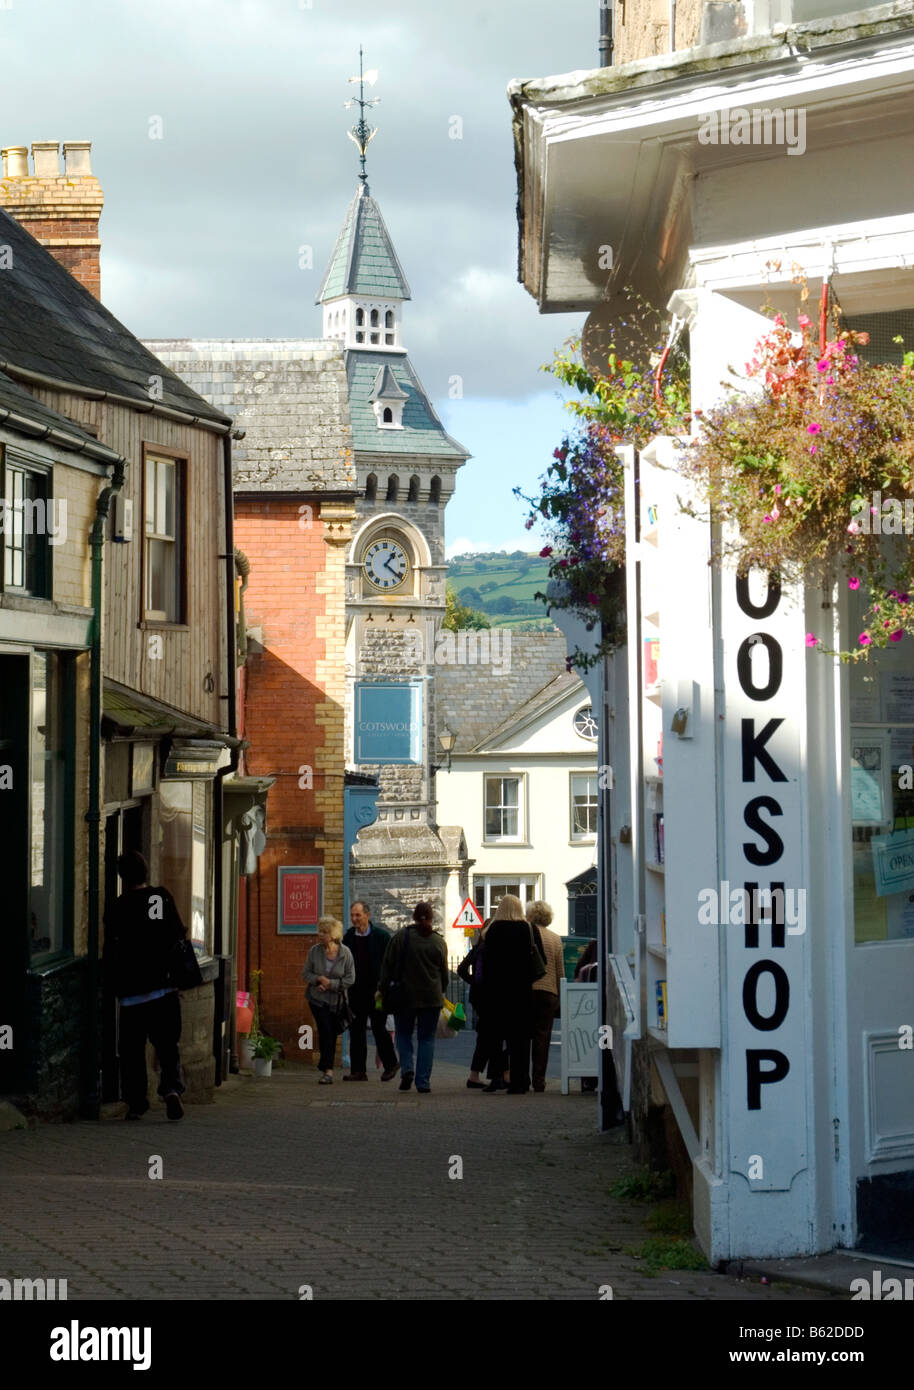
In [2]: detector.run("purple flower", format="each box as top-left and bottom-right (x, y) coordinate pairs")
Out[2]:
(539, 546), (553, 558)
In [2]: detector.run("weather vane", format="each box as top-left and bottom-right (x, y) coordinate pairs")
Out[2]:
(344, 46), (379, 186)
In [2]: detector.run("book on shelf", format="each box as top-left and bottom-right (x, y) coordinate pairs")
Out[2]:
(656, 979), (667, 1025)
(643, 636), (660, 688)
(653, 813), (664, 865)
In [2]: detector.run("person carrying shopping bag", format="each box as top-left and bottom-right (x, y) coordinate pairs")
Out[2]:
(378, 901), (448, 1093)
(303, 916), (355, 1084)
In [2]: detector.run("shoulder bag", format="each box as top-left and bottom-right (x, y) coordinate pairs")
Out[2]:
(529, 923), (547, 983)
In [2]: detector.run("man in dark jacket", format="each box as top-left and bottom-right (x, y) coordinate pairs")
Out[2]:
(342, 901), (399, 1082)
(103, 850), (188, 1120)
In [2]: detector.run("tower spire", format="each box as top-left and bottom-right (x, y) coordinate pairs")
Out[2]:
(344, 46), (379, 187)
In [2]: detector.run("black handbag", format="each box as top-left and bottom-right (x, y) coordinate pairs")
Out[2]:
(332, 981), (353, 1036)
(168, 936), (203, 991)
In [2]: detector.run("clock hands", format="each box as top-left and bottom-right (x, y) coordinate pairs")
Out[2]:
(382, 552), (401, 575)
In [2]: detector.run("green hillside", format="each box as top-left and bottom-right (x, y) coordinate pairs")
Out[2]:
(447, 552), (555, 628)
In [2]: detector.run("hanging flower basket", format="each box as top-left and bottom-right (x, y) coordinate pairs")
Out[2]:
(678, 304), (914, 660)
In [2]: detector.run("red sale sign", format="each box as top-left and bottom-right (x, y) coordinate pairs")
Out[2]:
(277, 867), (323, 932)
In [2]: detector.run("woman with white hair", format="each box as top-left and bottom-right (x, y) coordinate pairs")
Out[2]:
(479, 894), (545, 1094)
(526, 901), (565, 1092)
(303, 917), (355, 1084)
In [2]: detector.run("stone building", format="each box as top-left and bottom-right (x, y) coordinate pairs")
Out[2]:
(317, 178), (472, 931)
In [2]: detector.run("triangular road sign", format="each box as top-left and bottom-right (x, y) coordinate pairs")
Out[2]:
(452, 897), (484, 930)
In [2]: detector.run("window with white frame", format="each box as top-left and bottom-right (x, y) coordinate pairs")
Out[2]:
(472, 876), (539, 921)
(144, 453), (183, 622)
(570, 773), (598, 840)
(484, 774), (524, 842)
(4, 459), (51, 597)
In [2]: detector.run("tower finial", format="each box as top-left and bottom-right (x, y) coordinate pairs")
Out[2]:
(344, 46), (379, 187)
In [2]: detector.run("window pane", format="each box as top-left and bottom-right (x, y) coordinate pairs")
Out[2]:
(30, 652), (65, 957)
(485, 808), (501, 838)
(503, 779), (519, 808)
(159, 781), (193, 932)
(502, 806), (518, 837)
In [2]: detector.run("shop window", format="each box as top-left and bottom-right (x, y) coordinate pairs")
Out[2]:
(29, 651), (70, 959)
(848, 571), (914, 943)
(144, 453), (184, 623)
(159, 780), (211, 955)
(570, 773), (598, 839)
(4, 461), (51, 597)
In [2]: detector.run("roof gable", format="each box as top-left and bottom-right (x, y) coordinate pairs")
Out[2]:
(346, 352), (469, 458)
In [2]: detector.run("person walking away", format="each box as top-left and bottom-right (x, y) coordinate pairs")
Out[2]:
(103, 850), (188, 1121)
(342, 900), (399, 1082)
(378, 902), (448, 1093)
(481, 894), (545, 1094)
(527, 901), (565, 1092)
(458, 918), (506, 1089)
(304, 917), (355, 1083)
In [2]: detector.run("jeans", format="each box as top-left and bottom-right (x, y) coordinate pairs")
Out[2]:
(119, 992), (184, 1112)
(349, 997), (398, 1074)
(394, 1007), (439, 1088)
(311, 1002), (338, 1071)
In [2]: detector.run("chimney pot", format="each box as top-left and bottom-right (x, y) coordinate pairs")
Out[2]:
(4, 146), (29, 178)
(63, 140), (92, 176)
(31, 141), (61, 177)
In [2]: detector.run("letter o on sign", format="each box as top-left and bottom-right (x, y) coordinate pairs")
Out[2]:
(742, 959), (790, 1031)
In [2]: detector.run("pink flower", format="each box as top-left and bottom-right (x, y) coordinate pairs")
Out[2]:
(847, 521), (860, 534)
(807, 423), (822, 435)
(848, 577), (860, 591)
(805, 633), (819, 647)
(809, 445), (818, 455)
(763, 514), (773, 524)
(539, 546), (553, 558)
(816, 359), (828, 373)
(557, 559), (569, 569)
(771, 507), (781, 521)
(859, 633), (872, 646)
(890, 630), (904, 643)
(773, 484), (782, 495)
(797, 314), (811, 328)
(524, 518), (534, 530)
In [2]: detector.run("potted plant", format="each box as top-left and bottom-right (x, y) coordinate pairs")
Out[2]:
(251, 1034), (281, 1078)
(239, 970), (263, 1072)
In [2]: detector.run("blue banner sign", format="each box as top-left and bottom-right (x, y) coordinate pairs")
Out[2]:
(354, 681), (423, 765)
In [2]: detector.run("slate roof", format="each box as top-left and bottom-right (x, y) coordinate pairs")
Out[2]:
(346, 352), (469, 458)
(0, 367), (121, 460)
(317, 184), (411, 303)
(479, 667), (584, 750)
(435, 631), (582, 753)
(143, 340), (357, 493)
(0, 209), (230, 428)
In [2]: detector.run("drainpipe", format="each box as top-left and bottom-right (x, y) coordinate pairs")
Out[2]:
(84, 455), (126, 1119)
(213, 433), (239, 1081)
(599, 0), (614, 66)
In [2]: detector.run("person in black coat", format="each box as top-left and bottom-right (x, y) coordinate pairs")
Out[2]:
(102, 850), (188, 1121)
(458, 919), (506, 1089)
(478, 894), (545, 1094)
(342, 900), (399, 1082)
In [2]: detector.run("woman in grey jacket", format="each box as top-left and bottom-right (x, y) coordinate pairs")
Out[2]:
(303, 916), (355, 1083)
(378, 902), (448, 1093)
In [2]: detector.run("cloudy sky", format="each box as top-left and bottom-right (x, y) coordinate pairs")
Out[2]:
(1, 0), (599, 554)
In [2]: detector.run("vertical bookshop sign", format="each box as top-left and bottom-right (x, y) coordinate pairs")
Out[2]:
(722, 569), (809, 1193)
(354, 681), (423, 765)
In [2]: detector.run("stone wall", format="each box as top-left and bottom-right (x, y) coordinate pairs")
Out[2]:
(21, 959), (87, 1121)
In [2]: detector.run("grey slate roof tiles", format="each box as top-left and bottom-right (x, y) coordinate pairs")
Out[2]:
(144, 340), (357, 493)
(0, 366), (120, 456)
(0, 209), (229, 427)
(317, 184), (411, 303)
(435, 630), (582, 753)
(346, 352), (469, 458)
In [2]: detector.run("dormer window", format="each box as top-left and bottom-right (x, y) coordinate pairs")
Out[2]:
(369, 363), (407, 430)
(382, 408), (393, 424)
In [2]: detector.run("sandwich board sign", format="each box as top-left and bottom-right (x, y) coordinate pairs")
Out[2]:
(453, 898), (484, 935)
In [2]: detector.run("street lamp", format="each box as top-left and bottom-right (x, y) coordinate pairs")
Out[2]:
(432, 724), (457, 774)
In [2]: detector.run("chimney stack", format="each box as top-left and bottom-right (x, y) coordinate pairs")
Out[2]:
(0, 139), (104, 298)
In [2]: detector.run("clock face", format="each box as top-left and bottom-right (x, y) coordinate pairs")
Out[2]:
(363, 538), (409, 590)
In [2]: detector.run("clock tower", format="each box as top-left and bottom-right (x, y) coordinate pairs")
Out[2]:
(318, 59), (470, 929)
